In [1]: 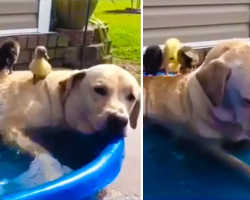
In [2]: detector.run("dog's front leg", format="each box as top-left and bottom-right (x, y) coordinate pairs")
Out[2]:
(205, 145), (250, 177)
(4, 127), (64, 182)
(175, 127), (250, 177)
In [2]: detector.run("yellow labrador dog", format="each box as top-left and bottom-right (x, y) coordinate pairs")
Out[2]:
(144, 39), (250, 176)
(0, 64), (140, 179)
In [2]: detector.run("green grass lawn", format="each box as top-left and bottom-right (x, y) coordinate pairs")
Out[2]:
(94, 0), (141, 64)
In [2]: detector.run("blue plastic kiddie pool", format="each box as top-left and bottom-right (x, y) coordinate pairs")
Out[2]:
(143, 71), (250, 199)
(144, 125), (250, 199)
(143, 71), (176, 77)
(0, 127), (125, 200)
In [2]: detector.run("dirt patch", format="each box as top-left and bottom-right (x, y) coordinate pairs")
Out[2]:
(104, 8), (141, 15)
(114, 59), (141, 85)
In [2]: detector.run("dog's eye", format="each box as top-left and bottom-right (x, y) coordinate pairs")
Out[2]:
(127, 94), (135, 101)
(94, 87), (107, 96)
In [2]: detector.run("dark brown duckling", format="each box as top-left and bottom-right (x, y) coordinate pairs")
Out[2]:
(143, 45), (163, 76)
(0, 40), (20, 74)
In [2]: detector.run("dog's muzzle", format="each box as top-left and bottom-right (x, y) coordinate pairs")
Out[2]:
(107, 113), (128, 129)
(105, 113), (128, 135)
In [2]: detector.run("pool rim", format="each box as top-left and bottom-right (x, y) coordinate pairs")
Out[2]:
(2, 138), (125, 200)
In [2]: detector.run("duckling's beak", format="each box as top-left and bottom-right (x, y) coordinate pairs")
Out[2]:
(44, 53), (50, 60)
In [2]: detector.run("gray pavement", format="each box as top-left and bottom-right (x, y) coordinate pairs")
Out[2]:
(100, 114), (141, 199)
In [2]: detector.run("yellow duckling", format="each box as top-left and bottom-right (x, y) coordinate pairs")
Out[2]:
(29, 46), (51, 84)
(163, 38), (183, 74)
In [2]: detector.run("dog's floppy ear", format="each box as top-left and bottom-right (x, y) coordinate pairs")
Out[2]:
(196, 60), (231, 107)
(59, 70), (87, 102)
(129, 95), (141, 129)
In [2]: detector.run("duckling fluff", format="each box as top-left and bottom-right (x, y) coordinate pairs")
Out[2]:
(29, 46), (51, 83)
(177, 46), (199, 74)
(143, 45), (163, 76)
(163, 38), (183, 74)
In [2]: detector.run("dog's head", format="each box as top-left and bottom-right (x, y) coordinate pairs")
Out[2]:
(196, 44), (250, 133)
(59, 64), (141, 136)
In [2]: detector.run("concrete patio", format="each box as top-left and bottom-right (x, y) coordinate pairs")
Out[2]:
(101, 113), (141, 199)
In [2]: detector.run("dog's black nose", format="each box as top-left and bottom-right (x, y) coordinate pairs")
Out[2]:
(107, 114), (128, 130)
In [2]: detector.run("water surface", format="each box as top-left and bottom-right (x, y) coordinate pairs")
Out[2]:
(143, 124), (250, 199)
(0, 126), (115, 197)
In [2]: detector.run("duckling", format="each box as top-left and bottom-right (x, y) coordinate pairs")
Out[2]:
(163, 38), (183, 74)
(29, 46), (51, 84)
(143, 45), (163, 76)
(0, 40), (20, 74)
(177, 46), (199, 74)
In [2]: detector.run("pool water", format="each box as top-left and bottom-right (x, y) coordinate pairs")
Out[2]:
(143, 125), (250, 199)
(0, 126), (117, 197)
